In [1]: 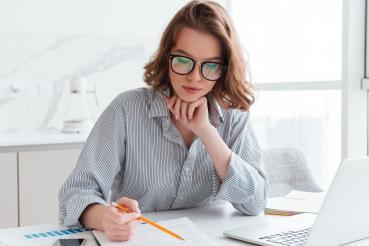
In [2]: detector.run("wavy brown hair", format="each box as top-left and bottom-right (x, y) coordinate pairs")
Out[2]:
(143, 0), (254, 111)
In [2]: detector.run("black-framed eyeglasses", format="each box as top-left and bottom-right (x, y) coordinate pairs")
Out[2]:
(168, 53), (227, 81)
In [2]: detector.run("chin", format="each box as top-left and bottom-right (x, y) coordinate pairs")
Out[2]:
(178, 92), (203, 102)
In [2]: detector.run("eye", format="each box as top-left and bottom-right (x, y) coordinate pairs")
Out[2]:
(203, 62), (219, 71)
(174, 56), (192, 64)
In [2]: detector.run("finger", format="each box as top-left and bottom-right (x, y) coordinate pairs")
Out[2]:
(111, 218), (140, 229)
(174, 96), (182, 120)
(104, 206), (125, 224)
(188, 97), (207, 120)
(111, 211), (141, 225)
(117, 197), (141, 213)
(106, 231), (125, 242)
(188, 101), (202, 120)
(124, 220), (140, 233)
(108, 219), (140, 232)
(109, 221), (139, 241)
(168, 105), (175, 116)
(181, 102), (188, 123)
(187, 103), (196, 120)
(167, 95), (177, 109)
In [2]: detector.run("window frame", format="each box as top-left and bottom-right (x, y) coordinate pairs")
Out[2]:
(365, 0), (369, 155)
(227, 0), (367, 160)
(341, 0), (367, 158)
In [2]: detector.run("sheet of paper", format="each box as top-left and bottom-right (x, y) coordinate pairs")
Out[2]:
(93, 217), (218, 246)
(0, 224), (98, 246)
(267, 190), (326, 214)
(0, 230), (97, 246)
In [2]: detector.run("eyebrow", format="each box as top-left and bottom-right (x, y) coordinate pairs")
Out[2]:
(172, 49), (222, 61)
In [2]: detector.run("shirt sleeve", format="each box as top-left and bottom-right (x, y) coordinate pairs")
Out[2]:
(213, 111), (268, 215)
(58, 100), (127, 228)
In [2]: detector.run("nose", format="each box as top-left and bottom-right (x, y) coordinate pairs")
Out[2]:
(187, 63), (202, 82)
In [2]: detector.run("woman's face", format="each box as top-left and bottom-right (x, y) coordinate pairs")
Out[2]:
(169, 27), (223, 102)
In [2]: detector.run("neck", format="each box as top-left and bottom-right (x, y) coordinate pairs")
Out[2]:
(170, 114), (195, 148)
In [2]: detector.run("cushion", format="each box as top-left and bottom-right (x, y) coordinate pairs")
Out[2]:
(262, 147), (322, 198)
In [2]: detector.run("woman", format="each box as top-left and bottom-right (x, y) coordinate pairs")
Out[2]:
(59, 0), (267, 242)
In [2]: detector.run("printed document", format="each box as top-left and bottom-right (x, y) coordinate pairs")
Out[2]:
(92, 217), (218, 246)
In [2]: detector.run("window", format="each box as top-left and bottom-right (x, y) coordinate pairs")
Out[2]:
(229, 0), (365, 189)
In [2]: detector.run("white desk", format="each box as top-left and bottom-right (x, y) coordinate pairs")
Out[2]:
(0, 202), (368, 245)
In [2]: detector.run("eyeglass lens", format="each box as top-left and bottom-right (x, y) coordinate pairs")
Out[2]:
(171, 56), (223, 81)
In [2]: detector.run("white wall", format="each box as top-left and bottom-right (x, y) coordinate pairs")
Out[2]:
(1, 0), (229, 133)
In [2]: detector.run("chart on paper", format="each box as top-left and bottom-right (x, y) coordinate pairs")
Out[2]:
(92, 217), (218, 246)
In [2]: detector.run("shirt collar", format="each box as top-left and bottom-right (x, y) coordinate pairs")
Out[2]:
(148, 89), (170, 118)
(148, 88), (224, 127)
(207, 93), (224, 127)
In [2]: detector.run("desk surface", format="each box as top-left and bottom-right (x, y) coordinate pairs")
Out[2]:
(0, 202), (368, 245)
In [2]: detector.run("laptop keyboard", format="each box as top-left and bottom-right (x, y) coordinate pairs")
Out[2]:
(259, 227), (312, 246)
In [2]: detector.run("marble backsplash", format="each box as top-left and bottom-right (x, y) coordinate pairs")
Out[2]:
(0, 33), (150, 134)
(0, 0), (199, 135)
(1, 32), (149, 132)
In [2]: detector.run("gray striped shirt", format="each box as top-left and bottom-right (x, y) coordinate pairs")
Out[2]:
(58, 87), (268, 227)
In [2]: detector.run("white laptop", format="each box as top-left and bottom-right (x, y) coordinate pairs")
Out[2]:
(224, 157), (369, 246)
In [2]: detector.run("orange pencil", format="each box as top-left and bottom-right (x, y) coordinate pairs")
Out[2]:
(112, 202), (184, 241)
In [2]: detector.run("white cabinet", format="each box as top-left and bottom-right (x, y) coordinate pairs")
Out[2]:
(0, 152), (18, 228)
(18, 148), (81, 226)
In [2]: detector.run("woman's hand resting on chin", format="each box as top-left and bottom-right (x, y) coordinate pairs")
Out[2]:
(166, 94), (212, 135)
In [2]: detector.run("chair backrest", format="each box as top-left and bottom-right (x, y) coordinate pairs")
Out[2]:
(262, 147), (322, 198)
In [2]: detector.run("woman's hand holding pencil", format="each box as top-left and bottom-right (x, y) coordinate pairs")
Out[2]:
(101, 197), (141, 242)
(112, 202), (184, 241)
(97, 196), (183, 242)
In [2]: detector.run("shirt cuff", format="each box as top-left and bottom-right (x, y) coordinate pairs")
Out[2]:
(213, 152), (267, 208)
(62, 194), (107, 228)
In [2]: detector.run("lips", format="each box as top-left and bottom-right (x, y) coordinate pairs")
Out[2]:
(183, 86), (201, 94)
